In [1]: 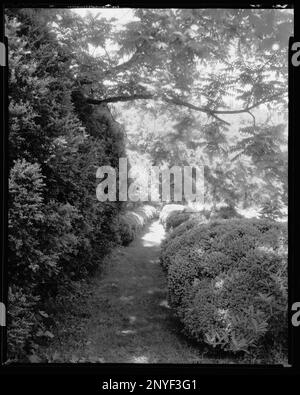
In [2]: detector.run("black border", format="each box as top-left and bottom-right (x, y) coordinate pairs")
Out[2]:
(1, 1), (299, 389)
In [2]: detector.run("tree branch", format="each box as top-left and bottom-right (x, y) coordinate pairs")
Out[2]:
(86, 93), (154, 105)
(247, 110), (256, 129)
(212, 91), (286, 115)
(85, 93), (230, 125)
(85, 90), (286, 126)
(161, 95), (230, 125)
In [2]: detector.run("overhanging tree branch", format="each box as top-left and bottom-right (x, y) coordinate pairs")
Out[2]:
(85, 90), (286, 126)
(85, 93), (230, 125)
(86, 93), (153, 104)
(211, 91), (286, 115)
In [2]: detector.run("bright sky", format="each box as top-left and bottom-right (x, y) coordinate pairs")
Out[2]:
(72, 7), (136, 25)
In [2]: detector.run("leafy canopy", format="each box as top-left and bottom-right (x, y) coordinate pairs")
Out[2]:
(35, 8), (293, 210)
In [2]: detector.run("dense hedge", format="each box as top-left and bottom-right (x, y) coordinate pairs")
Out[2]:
(6, 9), (125, 360)
(119, 205), (159, 246)
(160, 218), (287, 356)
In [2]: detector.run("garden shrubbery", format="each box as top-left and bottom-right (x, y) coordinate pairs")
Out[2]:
(7, 286), (42, 360)
(210, 204), (243, 220)
(6, 8), (289, 364)
(164, 209), (211, 232)
(6, 9), (125, 360)
(165, 211), (192, 232)
(160, 211), (210, 271)
(119, 205), (158, 246)
(160, 204), (211, 232)
(160, 218), (287, 357)
(8, 159), (86, 290)
(159, 204), (186, 227)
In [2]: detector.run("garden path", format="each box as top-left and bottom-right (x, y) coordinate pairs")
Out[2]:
(49, 220), (215, 363)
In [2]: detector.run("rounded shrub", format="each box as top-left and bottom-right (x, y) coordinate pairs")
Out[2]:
(159, 204), (186, 227)
(161, 218), (287, 355)
(160, 213), (209, 271)
(165, 211), (192, 231)
(160, 204), (210, 232)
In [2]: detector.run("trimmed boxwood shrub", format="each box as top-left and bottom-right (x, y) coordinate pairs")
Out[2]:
(165, 211), (192, 231)
(160, 204), (211, 232)
(160, 213), (209, 271)
(165, 209), (211, 232)
(160, 218), (287, 355)
(159, 204), (185, 227)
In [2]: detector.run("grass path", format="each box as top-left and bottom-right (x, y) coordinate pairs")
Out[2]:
(47, 220), (227, 363)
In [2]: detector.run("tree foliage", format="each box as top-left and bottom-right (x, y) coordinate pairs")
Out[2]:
(44, 8), (291, 212)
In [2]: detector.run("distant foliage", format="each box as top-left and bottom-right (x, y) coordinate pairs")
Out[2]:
(160, 218), (287, 356)
(210, 204), (243, 220)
